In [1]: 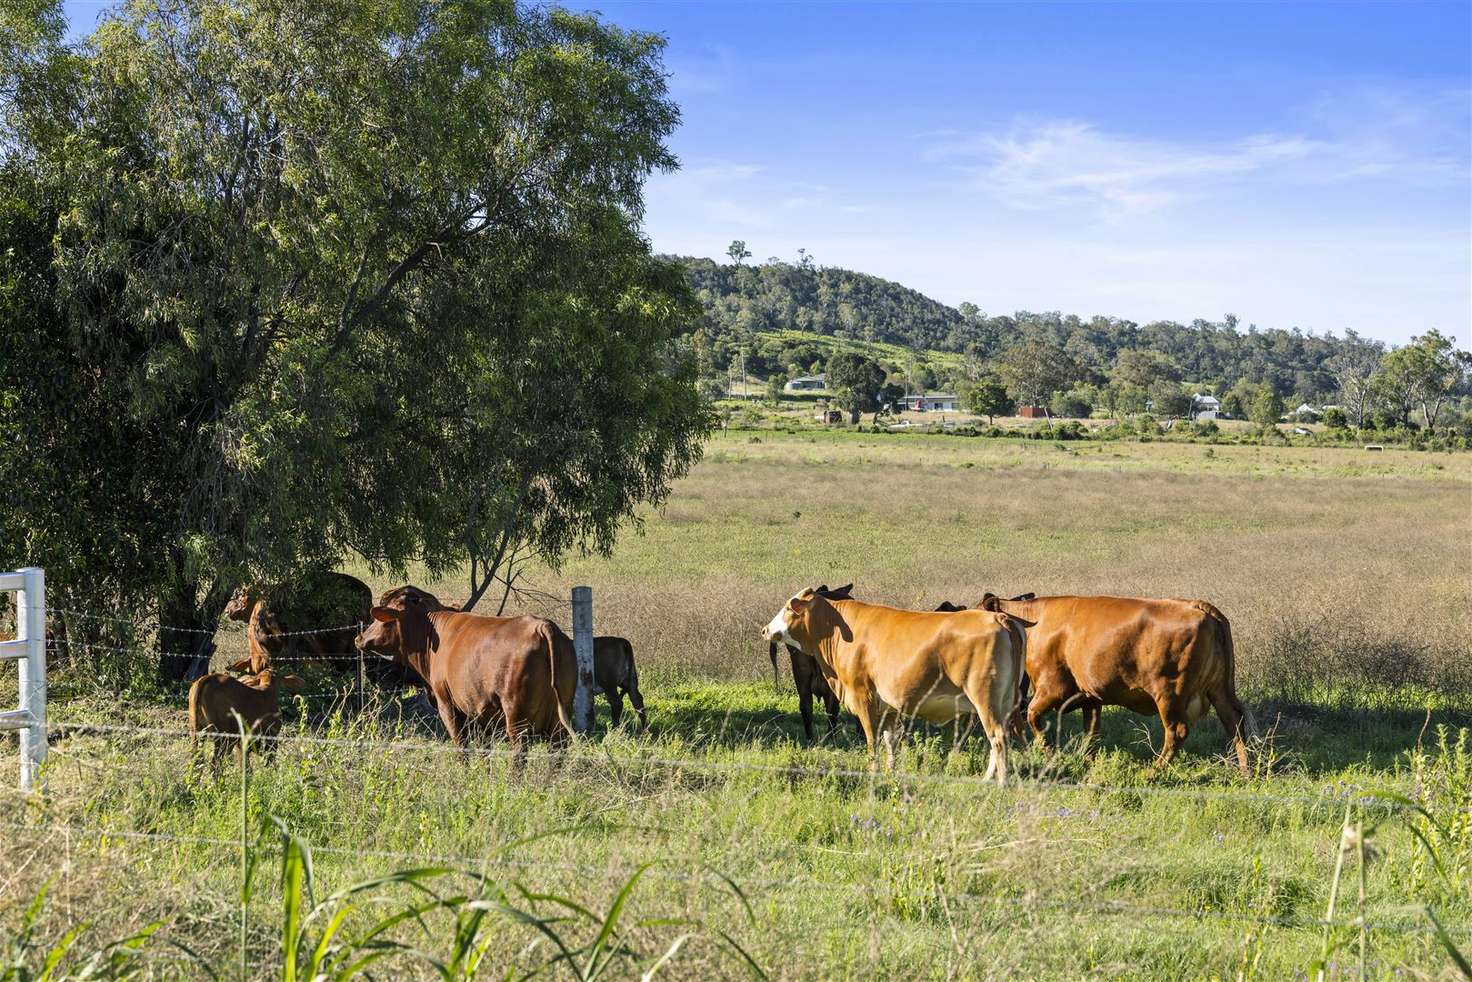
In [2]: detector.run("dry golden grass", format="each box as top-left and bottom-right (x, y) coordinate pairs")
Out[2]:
(381, 432), (1471, 705)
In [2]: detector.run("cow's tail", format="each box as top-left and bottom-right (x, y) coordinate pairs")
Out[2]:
(1198, 601), (1256, 740)
(187, 678), (205, 745)
(542, 621), (578, 738)
(997, 614), (1030, 728)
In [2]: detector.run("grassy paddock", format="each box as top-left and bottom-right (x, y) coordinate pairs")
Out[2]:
(3, 431), (1470, 979)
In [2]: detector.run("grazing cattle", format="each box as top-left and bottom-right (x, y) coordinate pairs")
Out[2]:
(763, 590), (1026, 785)
(768, 583), (856, 741)
(224, 571), (374, 673)
(188, 669), (305, 765)
(354, 586), (575, 753)
(593, 636), (648, 729)
(980, 593), (1251, 775)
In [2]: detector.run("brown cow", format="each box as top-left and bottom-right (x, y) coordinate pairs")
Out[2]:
(188, 669), (305, 765)
(354, 586), (575, 753)
(767, 584), (857, 741)
(593, 636), (647, 729)
(980, 593), (1251, 775)
(764, 590), (1026, 784)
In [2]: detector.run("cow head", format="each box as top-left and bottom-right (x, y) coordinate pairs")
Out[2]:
(763, 588), (851, 655)
(934, 601), (968, 612)
(248, 669), (306, 693)
(354, 586), (445, 673)
(224, 585), (263, 622)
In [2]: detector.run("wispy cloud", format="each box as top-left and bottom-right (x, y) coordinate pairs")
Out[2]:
(929, 105), (1468, 219)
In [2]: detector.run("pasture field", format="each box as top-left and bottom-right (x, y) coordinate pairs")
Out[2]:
(3, 431), (1471, 979)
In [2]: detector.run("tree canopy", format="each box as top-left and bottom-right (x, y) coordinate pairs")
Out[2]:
(0, 0), (710, 677)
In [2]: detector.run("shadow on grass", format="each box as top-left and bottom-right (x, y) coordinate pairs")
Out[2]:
(640, 683), (1472, 779)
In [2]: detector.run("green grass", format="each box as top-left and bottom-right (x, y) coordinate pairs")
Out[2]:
(3, 430), (1470, 978)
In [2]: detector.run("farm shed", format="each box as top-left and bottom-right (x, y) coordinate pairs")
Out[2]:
(901, 393), (960, 412)
(1018, 405), (1048, 418)
(784, 374), (827, 391)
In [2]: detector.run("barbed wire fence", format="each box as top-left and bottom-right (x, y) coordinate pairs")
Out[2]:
(5, 598), (1469, 975)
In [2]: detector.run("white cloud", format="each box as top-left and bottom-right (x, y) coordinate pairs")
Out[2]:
(929, 112), (1467, 219)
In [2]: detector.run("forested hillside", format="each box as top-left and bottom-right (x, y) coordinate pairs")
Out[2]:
(680, 256), (1376, 403)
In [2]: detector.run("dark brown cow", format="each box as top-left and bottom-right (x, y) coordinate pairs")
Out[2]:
(767, 584), (857, 740)
(593, 636), (647, 729)
(354, 586), (575, 753)
(224, 571), (373, 673)
(980, 593), (1251, 774)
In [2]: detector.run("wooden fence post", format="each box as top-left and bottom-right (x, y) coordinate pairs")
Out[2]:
(571, 586), (594, 735)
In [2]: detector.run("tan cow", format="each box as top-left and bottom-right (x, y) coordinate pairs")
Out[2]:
(980, 593), (1251, 775)
(187, 669), (305, 765)
(763, 590), (1026, 785)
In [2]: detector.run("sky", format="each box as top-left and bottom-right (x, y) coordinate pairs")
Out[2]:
(62, 1), (1472, 347)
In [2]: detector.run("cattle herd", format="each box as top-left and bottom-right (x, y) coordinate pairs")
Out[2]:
(188, 571), (1253, 785)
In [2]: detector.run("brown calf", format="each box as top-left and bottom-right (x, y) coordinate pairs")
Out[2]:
(593, 636), (647, 729)
(187, 669), (305, 765)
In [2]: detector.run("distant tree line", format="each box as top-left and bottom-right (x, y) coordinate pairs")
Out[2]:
(687, 252), (1472, 436)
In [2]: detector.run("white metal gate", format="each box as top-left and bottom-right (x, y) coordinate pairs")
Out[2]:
(0, 567), (46, 790)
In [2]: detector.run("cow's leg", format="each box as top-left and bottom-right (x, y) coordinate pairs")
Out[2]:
(625, 676), (648, 730)
(824, 692), (842, 737)
(1209, 687), (1251, 778)
(436, 700), (465, 748)
(850, 700), (880, 770)
(1081, 700), (1103, 754)
(501, 707), (528, 772)
(606, 688), (624, 729)
(1153, 694), (1189, 770)
(1026, 674), (1076, 750)
(798, 687), (816, 742)
(965, 674), (1011, 788)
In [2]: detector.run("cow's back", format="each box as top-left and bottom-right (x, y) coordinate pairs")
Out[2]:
(1017, 595), (1228, 710)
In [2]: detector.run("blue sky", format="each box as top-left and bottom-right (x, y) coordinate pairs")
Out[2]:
(63, 1), (1471, 346)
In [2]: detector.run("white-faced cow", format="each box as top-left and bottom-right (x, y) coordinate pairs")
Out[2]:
(763, 589), (1026, 785)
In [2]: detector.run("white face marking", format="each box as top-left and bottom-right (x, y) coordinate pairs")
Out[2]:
(763, 592), (803, 645)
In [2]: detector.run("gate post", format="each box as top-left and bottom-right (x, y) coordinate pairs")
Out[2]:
(571, 586), (594, 735)
(17, 567), (46, 791)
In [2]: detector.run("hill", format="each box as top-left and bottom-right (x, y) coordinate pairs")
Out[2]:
(676, 255), (1363, 404)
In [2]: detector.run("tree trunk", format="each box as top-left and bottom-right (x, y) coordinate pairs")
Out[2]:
(158, 577), (221, 684)
(848, 408), (860, 425)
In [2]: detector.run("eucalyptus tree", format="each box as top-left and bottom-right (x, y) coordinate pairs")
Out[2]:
(0, 0), (710, 678)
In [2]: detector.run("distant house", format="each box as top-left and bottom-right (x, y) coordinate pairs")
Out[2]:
(1191, 393), (1222, 420)
(784, 374), (827, 392)
(1294, 402), (1320, 420)
(901, 393), (960, 412)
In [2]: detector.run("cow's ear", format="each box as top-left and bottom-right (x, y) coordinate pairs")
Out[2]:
(370, 606), (401, 623)
(980, 593), (999, 611)
(281, 674), (307, 691)
(789, 595), (811, 612)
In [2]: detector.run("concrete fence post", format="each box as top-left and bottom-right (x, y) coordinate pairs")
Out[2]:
(17, 567), (46, 792)
(571, 586), (594, 735)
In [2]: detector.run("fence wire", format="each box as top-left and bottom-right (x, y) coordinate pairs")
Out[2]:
(40, 719), (1398, 811)
(0, 817), (1459, 942)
